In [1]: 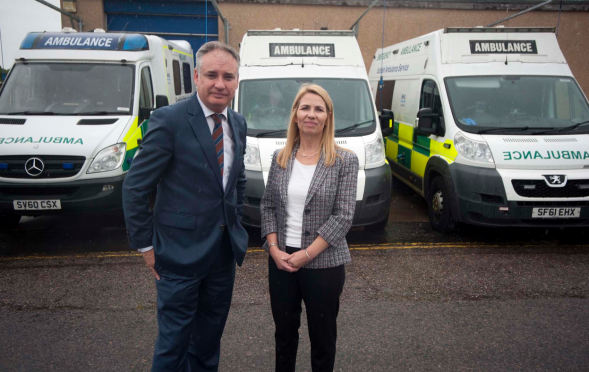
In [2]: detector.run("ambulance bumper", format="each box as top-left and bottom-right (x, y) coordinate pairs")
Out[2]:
(0, 175), (125, 216)
(448, 163), (589, 227)
(242, 163), (392, 228)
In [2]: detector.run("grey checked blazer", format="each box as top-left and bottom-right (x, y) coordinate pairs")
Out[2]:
(260, 144), (359, 269)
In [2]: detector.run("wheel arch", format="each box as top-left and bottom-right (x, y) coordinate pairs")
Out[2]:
(424, 156), (461, 223)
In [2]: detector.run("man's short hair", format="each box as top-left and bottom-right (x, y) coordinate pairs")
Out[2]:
(195, 41), (240, 73)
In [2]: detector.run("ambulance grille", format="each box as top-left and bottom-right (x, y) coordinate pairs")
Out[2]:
(336, 140), (348, 145)
(275, 140), (286, 146)
(77, 119), (119, 125)
(502, 138), (538, 143)
(0, 155), (86, 179)
(543, 137), (577, 143)
(0, 118), (26, 125)
(512, 179), (589, 198)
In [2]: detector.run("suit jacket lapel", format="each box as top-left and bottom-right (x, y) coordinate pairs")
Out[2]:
(304, 151), (329, 207)
(187, 95), (223, 189)
(225, 110), (242, 195)
(280, 144), (297, 207)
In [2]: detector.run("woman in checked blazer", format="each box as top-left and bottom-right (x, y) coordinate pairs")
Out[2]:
(261, 84), (359, 372)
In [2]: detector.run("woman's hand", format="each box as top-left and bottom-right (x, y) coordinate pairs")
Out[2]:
(269, 245), (299, 272)
(287, 249), (312, 269)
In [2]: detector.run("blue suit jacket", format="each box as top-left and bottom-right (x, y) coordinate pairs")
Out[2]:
(122, 94), (248, 275)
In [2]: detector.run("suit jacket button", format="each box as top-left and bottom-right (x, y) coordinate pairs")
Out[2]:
(305, 209), (311, 214)
(304, 231), (310, 236)
(220, 224), (226, 231)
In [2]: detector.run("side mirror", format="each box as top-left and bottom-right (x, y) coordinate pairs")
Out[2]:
(416, 108), (444, 137)
(155, 95), (169, 109)
(379, 109), (394, 137)
(139, 107), (152, 122)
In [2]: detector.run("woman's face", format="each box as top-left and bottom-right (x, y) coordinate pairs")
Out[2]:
(296, 93), (328, 139)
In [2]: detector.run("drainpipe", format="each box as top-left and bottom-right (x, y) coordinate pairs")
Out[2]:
(209, 0), (230, 45)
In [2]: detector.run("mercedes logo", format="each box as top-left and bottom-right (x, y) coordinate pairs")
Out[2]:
(25, 157), (44, 177)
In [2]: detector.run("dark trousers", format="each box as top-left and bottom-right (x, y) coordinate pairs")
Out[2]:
(152, 231), (235, 372)
(269, 247), (346, 372)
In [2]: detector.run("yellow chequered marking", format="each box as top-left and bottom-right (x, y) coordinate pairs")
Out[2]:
(430, 139), (458, 163)
(397, 122), (414, 149)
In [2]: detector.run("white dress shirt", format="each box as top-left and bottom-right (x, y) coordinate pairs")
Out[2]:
(138, 93), (235, 253)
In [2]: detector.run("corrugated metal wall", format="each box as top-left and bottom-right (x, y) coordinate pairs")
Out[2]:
(104, 0), (218, 56)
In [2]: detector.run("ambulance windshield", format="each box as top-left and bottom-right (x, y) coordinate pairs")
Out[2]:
(0, 63), (134, 115)
(445, 76), (589, 133)
(239, 79), (376, 137)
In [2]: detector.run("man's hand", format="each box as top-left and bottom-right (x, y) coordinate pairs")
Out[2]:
(269, 245), (299, 273)
(286, 250), (311, 269)
(142, 250), (160, 280)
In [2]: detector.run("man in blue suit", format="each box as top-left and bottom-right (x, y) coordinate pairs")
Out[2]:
(123, 41), (248, 372)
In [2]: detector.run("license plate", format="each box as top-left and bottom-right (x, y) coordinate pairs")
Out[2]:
(13, 200), (62, 210)
(532, 207), (580, 218)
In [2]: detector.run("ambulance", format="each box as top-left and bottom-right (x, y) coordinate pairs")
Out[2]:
(368, 27), (589, 232)
(0, 29), (194, 227)
(236, 29), (392, 230)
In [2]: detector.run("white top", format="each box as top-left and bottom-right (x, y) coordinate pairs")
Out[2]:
(138, 94), (235, 253)
(285, 158), (317, 248)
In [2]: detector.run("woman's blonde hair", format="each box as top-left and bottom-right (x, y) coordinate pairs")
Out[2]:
(276, 84), (341, 168)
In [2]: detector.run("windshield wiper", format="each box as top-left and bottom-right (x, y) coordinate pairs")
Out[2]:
(476, 126), (549, 134)
(557, 120), (589, 133)
(75, 111), (125, 116)
(5, 111), (57, 115)
(335, 119), (374, 135)
(253, 129), (287, 138)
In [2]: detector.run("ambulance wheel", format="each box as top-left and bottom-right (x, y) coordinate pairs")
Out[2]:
(0, 213), (21, 229)
(427, 176), (457, 233)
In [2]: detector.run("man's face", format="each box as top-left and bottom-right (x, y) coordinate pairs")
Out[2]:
(194, 50), (239, 113)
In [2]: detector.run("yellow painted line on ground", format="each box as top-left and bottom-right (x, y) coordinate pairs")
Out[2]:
(1, 242), (587, 262)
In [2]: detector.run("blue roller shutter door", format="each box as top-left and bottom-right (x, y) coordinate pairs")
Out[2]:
(104, 0), (218, 55)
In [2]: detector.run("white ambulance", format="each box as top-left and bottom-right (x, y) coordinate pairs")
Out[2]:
(368, 27), (589, 232)
(236, 29), (392, 230)
(0, 30), (194, 227)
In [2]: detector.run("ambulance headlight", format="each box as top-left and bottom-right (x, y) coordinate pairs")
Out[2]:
(365, 133), (385, 165)
(244, 143), (261, 166)
(454, 133), (494, 163)
(87, 143), (126, 173)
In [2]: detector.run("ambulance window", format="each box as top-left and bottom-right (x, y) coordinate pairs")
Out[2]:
(420, 79), (443, 116)
(374, 81), (395, 112)
(139, 67), (154, 109)
(173, 61), (181, 96)
(182, 63), (192, 94)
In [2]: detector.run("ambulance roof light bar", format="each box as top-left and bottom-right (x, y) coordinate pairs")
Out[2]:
(247, 30), (355, 37)
(445, 27), (556, 34)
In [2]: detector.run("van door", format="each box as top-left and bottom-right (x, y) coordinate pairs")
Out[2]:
(410, 78), (445, 191)
(123, 63), (154, 171)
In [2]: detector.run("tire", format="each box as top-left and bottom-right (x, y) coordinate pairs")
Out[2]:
(0, 213), (22, 230)
(427, 176), (457, 233)
(365, 212), (389, 231)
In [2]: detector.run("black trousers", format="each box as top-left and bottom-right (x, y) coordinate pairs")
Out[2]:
(268, 246), (346, 372)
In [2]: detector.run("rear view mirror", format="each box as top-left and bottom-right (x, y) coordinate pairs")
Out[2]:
(156, 95), (169, 109)
(379, 109), (394, 137)
(416, 108), (444, 137)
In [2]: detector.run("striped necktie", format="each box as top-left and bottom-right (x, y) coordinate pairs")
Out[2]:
(211, 113), (224, 177)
